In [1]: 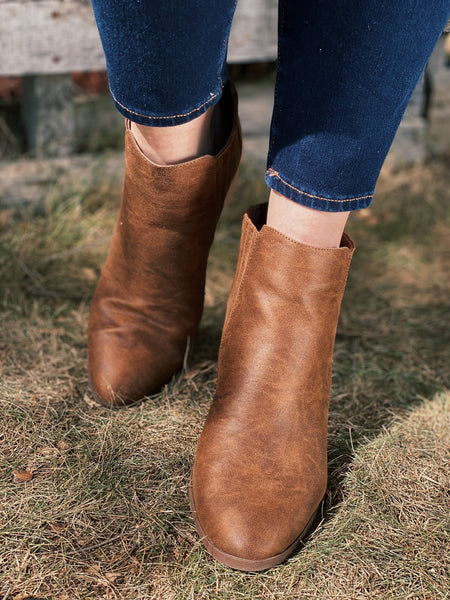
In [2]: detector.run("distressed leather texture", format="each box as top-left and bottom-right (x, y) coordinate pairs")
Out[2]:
(191, 203), (355, 568)
(88, 83), (242, 406)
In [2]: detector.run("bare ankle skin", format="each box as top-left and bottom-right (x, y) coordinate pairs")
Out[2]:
(267, 190), (350, 248)
(130, 105), (215, 165)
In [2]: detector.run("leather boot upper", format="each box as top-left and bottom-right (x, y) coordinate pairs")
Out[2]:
(88, 83), (242, 406)
(191, 204), (354, 568)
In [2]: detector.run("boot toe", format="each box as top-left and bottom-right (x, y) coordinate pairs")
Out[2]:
(88, 329), (184, 406)
(190, 470), (320, 570)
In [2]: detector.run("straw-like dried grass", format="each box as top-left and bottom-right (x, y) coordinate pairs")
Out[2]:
(0, 151), (448, 598)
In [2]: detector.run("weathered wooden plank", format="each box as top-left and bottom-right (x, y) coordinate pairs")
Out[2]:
(0, 0), (277, 76)
(0, 0), (447, 77)
(0, 1), (106, 75)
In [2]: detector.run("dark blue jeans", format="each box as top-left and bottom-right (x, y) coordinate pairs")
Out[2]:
(91, 0), (449, 212)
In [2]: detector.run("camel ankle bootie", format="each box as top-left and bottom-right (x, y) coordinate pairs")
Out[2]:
(88, 82), (242, 407)
(190, 203), (355, 571)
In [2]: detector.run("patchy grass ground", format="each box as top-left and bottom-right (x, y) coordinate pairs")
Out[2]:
(0, 151), (449, 599)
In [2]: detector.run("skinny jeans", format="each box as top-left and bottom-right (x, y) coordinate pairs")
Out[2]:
(91, 1), (449, 212)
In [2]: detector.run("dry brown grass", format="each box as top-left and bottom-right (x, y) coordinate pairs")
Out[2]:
(0, 151), (448, 599)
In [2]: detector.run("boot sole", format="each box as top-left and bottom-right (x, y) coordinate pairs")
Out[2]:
(189, 477), (320, 572)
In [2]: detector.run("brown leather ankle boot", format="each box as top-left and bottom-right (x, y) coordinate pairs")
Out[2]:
(190, 203), (355, 571)
(88, 82), (242, 407)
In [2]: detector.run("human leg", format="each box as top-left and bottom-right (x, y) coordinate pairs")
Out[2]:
(190, 0), (450, 570)
(266, 1), (449, 248)
(90, 0), (238, 126)
(130, 108), (215, 165)
(266, 0), (450, 214)
(88, 0), (241, 406)
(267, 191), (349, 247)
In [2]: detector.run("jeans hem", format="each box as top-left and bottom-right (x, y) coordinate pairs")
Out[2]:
(110, 84), (225, 127)
(265, 168), (374, 213)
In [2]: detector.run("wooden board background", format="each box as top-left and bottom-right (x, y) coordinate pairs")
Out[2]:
(0, 0), (278, 76)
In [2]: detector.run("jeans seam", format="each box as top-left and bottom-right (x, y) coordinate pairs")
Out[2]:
(268, 1), (285, 165)
(110, 85), (224, 120)
(267, 168), (374, 203)
(217, 0), (239, 89)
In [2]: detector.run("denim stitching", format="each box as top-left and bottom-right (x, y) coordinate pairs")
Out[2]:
(111, 86), (223, 120)
(267, 168), (373, 203)
(111, 0), (237, 123)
